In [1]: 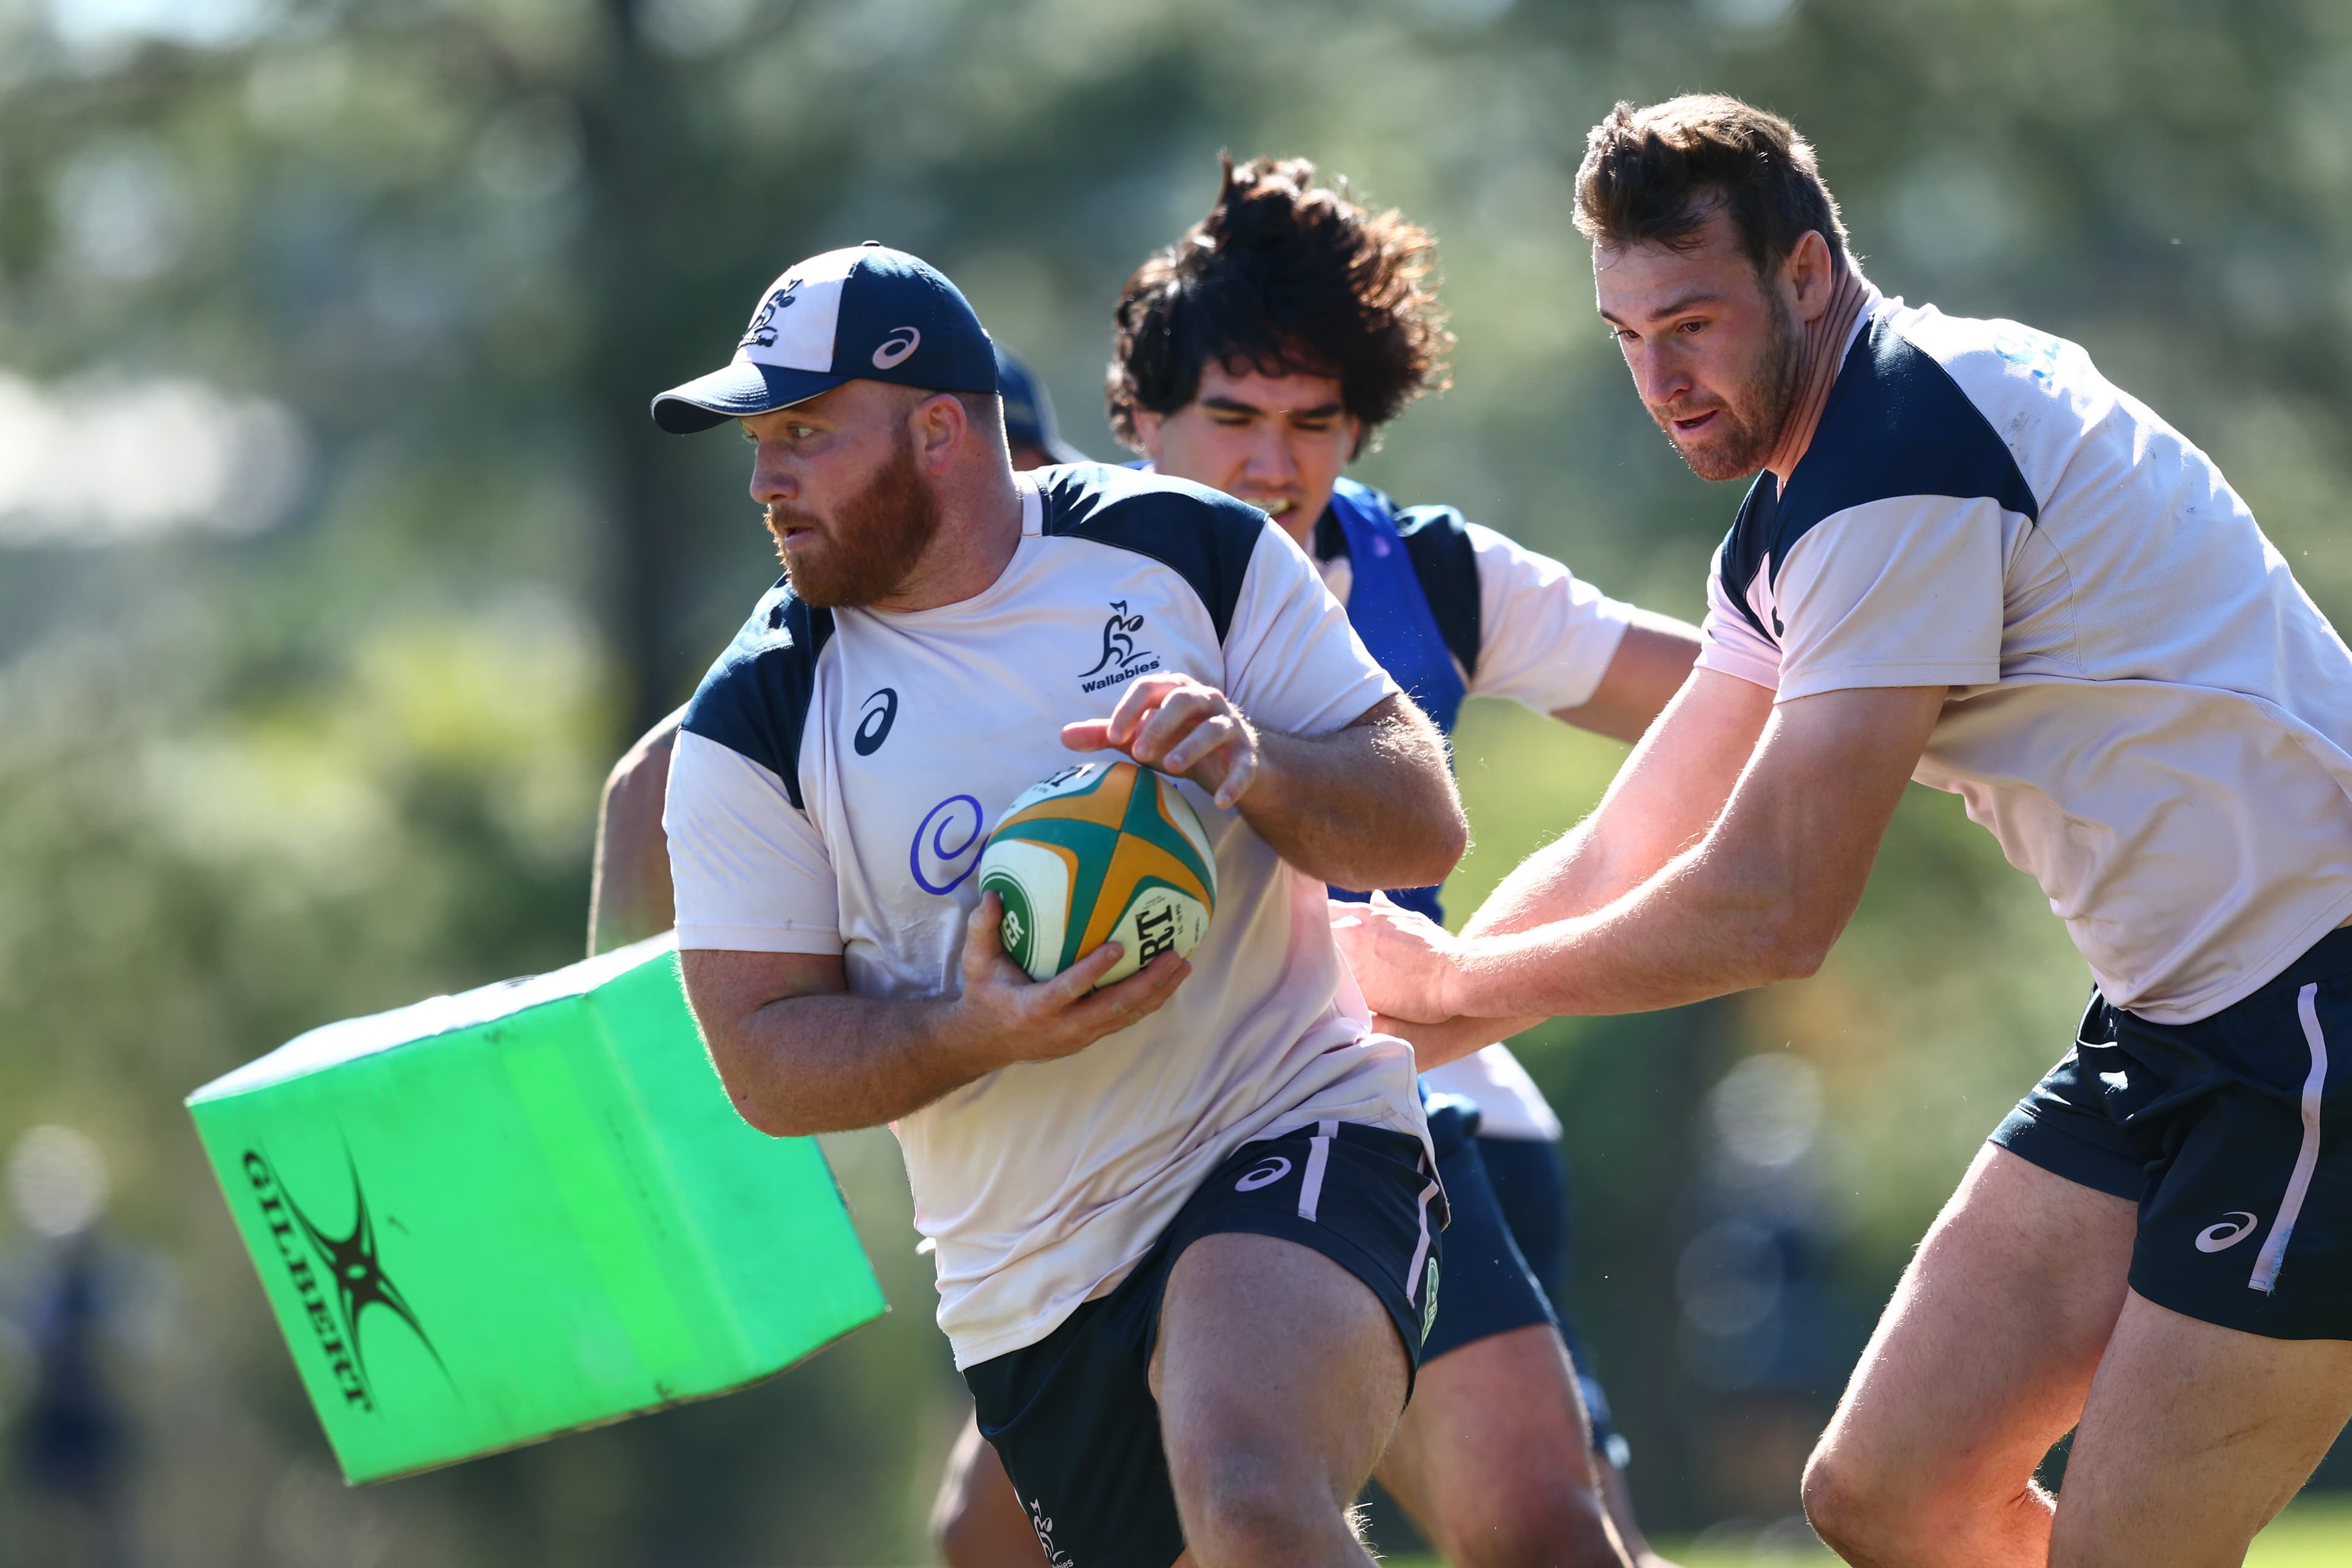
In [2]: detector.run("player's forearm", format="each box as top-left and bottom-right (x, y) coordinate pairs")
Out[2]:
(699, 992), (998, 1139)
(1466, 677), (1749, 943)
(1247, 707), (1465, 891)
(1445, 839), (1828, 1019)
(1376, 1011), (1547, 1071)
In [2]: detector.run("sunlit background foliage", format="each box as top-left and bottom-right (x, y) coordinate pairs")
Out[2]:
(5, 0), (2352, 1562)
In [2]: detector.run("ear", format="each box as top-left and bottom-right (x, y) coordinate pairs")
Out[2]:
(1784, 230), (1837, 323)
(910, 391), (969, 470)
(1344, 413), (1367, 462)
(1131, 407), (1168, 463)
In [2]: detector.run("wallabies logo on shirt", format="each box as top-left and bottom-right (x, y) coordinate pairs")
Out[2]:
(1077, 601), (1161, 693)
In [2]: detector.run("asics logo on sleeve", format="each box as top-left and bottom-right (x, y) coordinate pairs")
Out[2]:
(1234, 1156), (1291, 1193)
(2195, 1212), (2260, 1253)
(872, 326), (921, 369)
(854, 687), (898, 755)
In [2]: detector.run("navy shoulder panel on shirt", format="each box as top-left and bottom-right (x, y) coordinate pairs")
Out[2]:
(1392, 503), (1483, 680)
(679, 578), (836, 810)
(1036, 462), (1265, 643)
(1717, 314), (2041, 640)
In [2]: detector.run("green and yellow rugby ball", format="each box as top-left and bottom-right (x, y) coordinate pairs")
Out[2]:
(978, 761), (1216, 989)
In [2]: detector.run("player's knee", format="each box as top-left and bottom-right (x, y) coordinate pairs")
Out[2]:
(931, 1499), (1014, 1568)
(1447, 1477), (1623, 1568)
(1171, 1453), (1332, 1568)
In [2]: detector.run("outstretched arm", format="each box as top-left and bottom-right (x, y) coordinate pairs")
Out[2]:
(1339, 674), (1944, 1027)
(1344, 667), (1765, 1066)
(683, 893), (1190, 1139)
(1064, 677), (1466, 894)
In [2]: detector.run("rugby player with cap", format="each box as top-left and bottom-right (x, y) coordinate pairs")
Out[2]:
(651, 240), (1470, 1568)
(1337, 94), (2352, 1566)
(586, 342), (1087, 954)
(931, 156), (1696, 1568)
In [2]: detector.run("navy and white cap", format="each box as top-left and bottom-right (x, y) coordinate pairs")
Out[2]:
(995, 347), (1089, 464)
(652, 243), (998, 434)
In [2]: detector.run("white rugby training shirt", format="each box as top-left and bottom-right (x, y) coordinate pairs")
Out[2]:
(1314, 503), (1637, 1141)
(1702, 291), (2352, 1024)
(664, 464), (1426, 1367)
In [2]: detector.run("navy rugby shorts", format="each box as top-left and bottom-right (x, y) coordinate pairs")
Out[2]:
(1474, 1131), (1629, 1466)
(1418, 1105), (1559, 1362)
(964, 1121), (1444, 1568)
(1992, 925), (2352, 1340)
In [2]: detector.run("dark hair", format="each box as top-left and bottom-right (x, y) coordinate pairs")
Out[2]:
(1106, 155), (1453, 451)
(1575, 95), (1850, 278)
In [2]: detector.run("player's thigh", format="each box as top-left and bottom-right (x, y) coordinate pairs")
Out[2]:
(930, 1414), (1045, 1568)
(1151, 1229), (1409, 1513)
(1378, 1322), (1621, 1565)
(2053, 1289), (2352, 1568)
(1810, 1144), (2135, 1510)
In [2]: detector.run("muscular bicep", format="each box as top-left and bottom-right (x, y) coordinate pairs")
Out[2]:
(1550, 613), (1703, 744)
(1709, 682), (1948, 960)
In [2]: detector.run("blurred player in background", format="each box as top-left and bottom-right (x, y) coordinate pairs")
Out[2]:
(1339, 94), (2352, 1567)
(652, 241), (1470, 1568)
(586, 344), (1085, 957)
(932, 157), (1696, 1568)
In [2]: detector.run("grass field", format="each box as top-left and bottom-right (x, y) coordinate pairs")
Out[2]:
(1379, 1493), (2352, 1567)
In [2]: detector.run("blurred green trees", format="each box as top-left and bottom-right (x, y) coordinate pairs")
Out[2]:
(4, 0), (2352, 1561)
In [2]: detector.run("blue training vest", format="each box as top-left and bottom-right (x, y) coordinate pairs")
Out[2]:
(1323, 478), (1466, 923)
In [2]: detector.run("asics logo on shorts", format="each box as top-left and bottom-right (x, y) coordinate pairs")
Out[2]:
(1234, 1156), (1291, 1192)
(2195, 1212), (2260, 1253)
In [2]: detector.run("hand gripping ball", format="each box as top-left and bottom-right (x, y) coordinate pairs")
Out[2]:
(977, 761), (1217, 989)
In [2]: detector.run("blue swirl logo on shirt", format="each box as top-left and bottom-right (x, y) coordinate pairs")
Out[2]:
(910, 794), (986, 895)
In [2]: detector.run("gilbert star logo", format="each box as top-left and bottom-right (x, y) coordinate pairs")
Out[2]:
(244, 1145), (446, 1411)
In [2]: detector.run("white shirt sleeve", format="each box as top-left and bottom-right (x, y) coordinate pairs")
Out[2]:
(1773, 496), (2007, 701)
(665, 728), (844, 954)
(1222, 523), (1402, 734)
(1695, 562), (1783, 690)
(1464, 522), (1637, 713)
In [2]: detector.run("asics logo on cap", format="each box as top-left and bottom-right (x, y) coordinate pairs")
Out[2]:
(872, 326), (921, 370)
(2195, 1212), (2260, 1252)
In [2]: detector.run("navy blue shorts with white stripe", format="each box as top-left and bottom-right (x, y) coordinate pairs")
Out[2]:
(965, 1120), (1444, 1568)
(1992, 925), (2352, 1341)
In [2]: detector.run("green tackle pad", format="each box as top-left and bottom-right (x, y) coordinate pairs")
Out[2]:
(186, 933), (886, 1483)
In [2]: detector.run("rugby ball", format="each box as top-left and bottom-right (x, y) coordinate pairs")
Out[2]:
(977, 761), (1216, 989)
